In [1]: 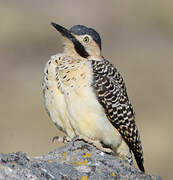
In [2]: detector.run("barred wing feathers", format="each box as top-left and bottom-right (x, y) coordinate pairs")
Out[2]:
(91, 59), (144, 172)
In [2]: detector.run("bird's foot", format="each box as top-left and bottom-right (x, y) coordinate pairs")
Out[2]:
(52, 136), (71, 144)
(75, 135), (113, 154)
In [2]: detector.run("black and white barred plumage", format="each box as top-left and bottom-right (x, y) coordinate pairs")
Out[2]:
(91, 59), (144, 172)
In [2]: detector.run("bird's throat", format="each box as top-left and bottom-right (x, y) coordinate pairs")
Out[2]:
(63, 37), (89, 59)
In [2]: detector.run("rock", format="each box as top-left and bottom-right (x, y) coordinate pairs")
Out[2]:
(0, 138), (162, 180)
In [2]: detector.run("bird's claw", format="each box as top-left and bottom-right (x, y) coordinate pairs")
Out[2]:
(73, 135), (113, 154)
(52, 136), (71, 144)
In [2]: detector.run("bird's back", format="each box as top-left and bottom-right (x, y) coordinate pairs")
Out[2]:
(91, 59), (144, 172)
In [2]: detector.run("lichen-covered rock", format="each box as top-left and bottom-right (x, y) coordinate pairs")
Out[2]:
(0, 138), (162, 180)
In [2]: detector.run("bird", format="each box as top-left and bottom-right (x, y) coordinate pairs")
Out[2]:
(42, 22), (145, 172)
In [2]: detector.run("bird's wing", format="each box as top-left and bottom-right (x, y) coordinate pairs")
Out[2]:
(91, 59), (144, 172)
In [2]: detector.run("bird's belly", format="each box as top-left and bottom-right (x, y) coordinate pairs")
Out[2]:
(43, 56), (121, 148)
(65, 85), (122, 147)
(44, 80), (76, 138)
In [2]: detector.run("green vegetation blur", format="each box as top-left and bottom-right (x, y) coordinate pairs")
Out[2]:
(0, 0), (173, 179)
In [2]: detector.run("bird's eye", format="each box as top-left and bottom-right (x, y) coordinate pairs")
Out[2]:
(83, 36), (89, 43)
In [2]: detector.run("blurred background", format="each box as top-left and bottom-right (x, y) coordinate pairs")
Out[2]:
(0, 0), (173, 179)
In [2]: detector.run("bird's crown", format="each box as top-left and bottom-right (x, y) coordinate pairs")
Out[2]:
(51, 22), (102, 59)
(69, 25), (101, 50)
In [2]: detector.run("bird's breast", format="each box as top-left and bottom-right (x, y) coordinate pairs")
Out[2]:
(43, 54), (121, 146)
(56, 59), (91, 95)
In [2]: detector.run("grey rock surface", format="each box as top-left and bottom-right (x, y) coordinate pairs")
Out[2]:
(0, 138), (162, 180)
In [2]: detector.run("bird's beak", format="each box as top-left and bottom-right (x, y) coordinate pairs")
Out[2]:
(51, 22), (74, 40)
(51, 22), (89, 58)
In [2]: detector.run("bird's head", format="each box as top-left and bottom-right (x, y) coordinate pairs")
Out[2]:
(51, 22), (102, 60)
